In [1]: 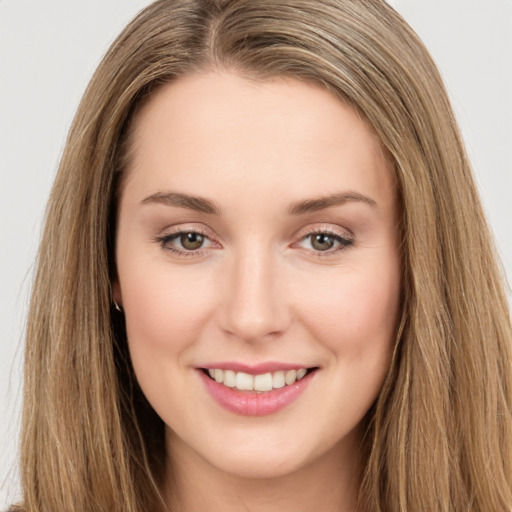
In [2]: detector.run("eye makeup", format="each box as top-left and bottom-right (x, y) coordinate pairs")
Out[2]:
(152, 224), (355, 259)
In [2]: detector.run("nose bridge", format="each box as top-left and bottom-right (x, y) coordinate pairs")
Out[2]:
(220, 241), (289, 342)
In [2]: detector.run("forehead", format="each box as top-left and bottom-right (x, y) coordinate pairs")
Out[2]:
(121, 72), (395, 210)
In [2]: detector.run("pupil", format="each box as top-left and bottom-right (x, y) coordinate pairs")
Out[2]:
(312, 234), (334, 251)
(181, 233), (204, 250)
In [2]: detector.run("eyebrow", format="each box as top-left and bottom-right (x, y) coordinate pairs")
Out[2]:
(140, 191), (221, 215)
(140, 190), (377, 216)
(288, 191), (377, 215)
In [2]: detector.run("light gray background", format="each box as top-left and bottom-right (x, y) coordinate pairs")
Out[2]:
(1, 0), (511, 508)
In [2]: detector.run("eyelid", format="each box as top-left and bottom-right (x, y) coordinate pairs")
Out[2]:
(294, 223), (353, 240)
(292, 224), (355, 254)
(153, 224), (221, 256)
(152, 222), (354, 257)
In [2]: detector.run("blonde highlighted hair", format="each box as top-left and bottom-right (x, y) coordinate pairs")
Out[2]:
(18, 1), (512, 511)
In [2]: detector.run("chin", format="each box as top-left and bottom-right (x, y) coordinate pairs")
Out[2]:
(207, 446), (311, 480)
(167, 423), (322, 480)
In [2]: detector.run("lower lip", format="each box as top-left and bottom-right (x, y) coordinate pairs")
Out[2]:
(199, 370), (315, 416)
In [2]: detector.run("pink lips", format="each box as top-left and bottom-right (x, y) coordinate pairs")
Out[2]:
(198, 363), (316, 416)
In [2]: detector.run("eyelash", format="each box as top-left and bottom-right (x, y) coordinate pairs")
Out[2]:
(296, 228), (354, 255)
(153, 227), (214, 257)
(154, 227), (354, 257)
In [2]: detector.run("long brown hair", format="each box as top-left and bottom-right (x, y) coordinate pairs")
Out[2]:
(19, 1), (512, 511)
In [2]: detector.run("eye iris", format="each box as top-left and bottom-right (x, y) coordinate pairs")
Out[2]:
(311, 233), (335, 251)
(180, 232), (204, 250)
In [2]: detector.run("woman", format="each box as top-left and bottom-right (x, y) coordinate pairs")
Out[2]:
(15, 0), (512, 511)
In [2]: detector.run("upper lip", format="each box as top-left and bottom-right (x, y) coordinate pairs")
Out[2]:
(198, 361), (316, 375)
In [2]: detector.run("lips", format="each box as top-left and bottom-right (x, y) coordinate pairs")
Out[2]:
(198, 363), (317, 416)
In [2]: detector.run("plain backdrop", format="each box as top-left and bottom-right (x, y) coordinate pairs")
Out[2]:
(1, 0), (511, 508)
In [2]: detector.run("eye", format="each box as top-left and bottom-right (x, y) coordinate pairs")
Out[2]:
(154, 229), (216, 255)
(297, 229), (353, 253)
(310, 233), (337, 251)
(178, 232), (206, 250)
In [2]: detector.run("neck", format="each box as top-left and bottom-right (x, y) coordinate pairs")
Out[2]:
(163, 428), (366, 512)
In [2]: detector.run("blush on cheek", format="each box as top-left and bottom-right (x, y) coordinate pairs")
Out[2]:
(122, 267), (218, 353)
(300, 268), (400, 358)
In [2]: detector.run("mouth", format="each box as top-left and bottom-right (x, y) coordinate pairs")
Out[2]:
(198, 362), (319, 415)
(201, 367), (317, 393)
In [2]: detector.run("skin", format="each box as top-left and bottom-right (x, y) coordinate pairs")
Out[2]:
(114, 72), (401, 512)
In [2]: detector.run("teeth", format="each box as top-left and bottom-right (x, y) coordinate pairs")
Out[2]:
(235, 372), (253, 391)
(254, 373), (273, 392)
(223, 370), (236, 387)
(285, 370), (297, 385)
(296, 368), (307, 380)
(272, 370), (285, 389)
(206, 368), (310, 391)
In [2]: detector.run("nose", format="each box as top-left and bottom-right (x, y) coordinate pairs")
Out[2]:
(218, 246), (291, 343)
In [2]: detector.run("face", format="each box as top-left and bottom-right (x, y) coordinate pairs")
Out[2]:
(115, 72), (401, 481)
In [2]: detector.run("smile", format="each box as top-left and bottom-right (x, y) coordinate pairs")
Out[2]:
(199, 366), (317, 416)
(206, 368), (309, 392)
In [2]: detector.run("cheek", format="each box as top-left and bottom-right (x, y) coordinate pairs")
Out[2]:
(292, 255), (401, 442)
(119, 259), (218, 362)
(118, 260), (222, 421)
(297, 255), (401, 357)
